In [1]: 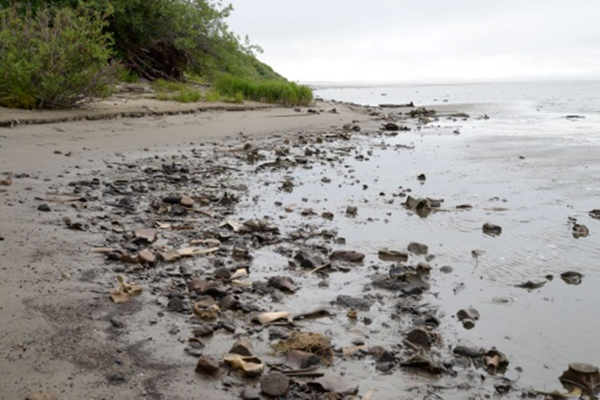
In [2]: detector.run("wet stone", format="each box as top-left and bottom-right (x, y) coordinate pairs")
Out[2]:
(167, 298), (185, 312)
(483, 223), (502, 236)
(407, 242), (428, 255)
(337, 295), (373, 311)
(406, 327), (432, 348)
(260, 371), (290, 397)
(440, 265), (454, 274)
(561, 271), (583, 285)
(195, 356), (221, 378)
(330, 250), (365, 263)
(192, 324), (214, 338)
(346, 206), (358, 216)
(457, 306), (480, 322)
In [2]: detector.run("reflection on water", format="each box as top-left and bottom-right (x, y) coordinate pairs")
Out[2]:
(236, 99), (600, 395)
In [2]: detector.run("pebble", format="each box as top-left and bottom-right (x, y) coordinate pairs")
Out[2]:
(260, 371), (290, 397)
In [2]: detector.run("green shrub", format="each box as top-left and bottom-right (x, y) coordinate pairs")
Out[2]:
(0, 4), (117, 109)
(214, 76), (313, 106)
(171, 88), (201, 103)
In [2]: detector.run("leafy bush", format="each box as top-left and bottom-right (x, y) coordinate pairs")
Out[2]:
(0, 0), (282, 82)
(214, 76), (313, 106)
(0, 4), (117, 109)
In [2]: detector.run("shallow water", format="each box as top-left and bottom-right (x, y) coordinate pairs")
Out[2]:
(231, 87), (600, 396)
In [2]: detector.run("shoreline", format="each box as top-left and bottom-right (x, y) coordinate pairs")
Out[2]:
(1, 97), (596, 400)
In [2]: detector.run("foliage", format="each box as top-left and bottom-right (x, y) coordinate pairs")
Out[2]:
(214, 76), (313, 106)
(0, 4), (117, 109)
(1, 0), (276, 81)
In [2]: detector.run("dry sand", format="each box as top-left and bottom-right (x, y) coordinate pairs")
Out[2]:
(0, 100), (377, 400)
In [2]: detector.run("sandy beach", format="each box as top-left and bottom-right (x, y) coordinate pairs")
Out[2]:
(1, 94), (598, 400)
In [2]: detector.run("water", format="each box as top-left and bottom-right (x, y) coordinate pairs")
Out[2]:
(234, 81), (600, 396)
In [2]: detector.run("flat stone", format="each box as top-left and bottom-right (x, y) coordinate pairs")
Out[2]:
(330, 250), (365, 263)
(180, 195), (194, 207)
(159, 250), (181, 263)
(406, 327), (431, 348)
(407, 242), (428, 255)
(337, 295), (373, 311)
(260, 371), (290, 397)
(138, 249), (156, 264)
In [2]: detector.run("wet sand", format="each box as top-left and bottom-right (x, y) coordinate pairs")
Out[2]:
(0, 100), (598, 400)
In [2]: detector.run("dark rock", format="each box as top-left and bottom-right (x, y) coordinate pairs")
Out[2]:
(561, 271), (583, 285)
(376, 361), (395, 372)
(336, 295), (373, 311)
(406, 328), (432, 348)
(268, 276), (298, 293)
(382, 122), (400, 131)
(260, 371), (290, 397)
(457, 306), (480, 321)
(300, 255), (323, 269)
(417, 173), (426, 181)
(453, 345), (484, 358)
(219, 294), (240, 310)
(192, 324), (214, 338)
(167, 298), (185, 312)
(230, 338), (254, 356)
(195, 356), (221, 378)
(440, 266), (454, 274)
(559, 363), (600, 393)
(346, 206), (358, 216)
(214, 267), (232, 279)
(483, 223), (502, 236)
(330, 250), (365, 263)
(37, 204), (51, 212)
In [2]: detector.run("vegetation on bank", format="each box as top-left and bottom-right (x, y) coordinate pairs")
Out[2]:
(0, 1), (312, 109)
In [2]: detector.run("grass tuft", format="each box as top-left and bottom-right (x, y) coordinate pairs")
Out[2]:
(214, 76), (312, 106)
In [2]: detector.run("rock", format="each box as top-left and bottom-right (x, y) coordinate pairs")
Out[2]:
(453, 345), (484, 358)
(406, 328), (432, 348)
(457, 307), (480, 321)
(230, 339), (254, 356)
(192, 324), (214, 338)
(417, 173), (426, 181)
(214, 267), (232, 279)
(440, 266), (454, 274)
(37, 204), (51, 212)
(382, 122), (400, 131)
(285, 350), (321, 369)
(167, 298), (185, 312)
(330, 250), (365, 263)
(241, 386), (261, 400)
(484, 349), (509, 374)
(195, 356), (221, 378)
(309, 376), (359, 396)
(268, 276), (297, 293)
(400, 350), (444, 374)
(26, 393), (58, 400)
(346, 206), (358, 216)
(572, 222), (589, 238)
(180, 195), (194, 207)
(407, 242), (428, 255)
(260, 371), (290, 397)
(589, 209), (600, 220)
(219, 294), (239, 310)
(159, 250), (181, 263)
(138, 249), (156, 264)
(378, 248), (408, 262)
(561, 271), (583, 285)
(514, 280), (546, 290)
(559, 363), (600, 393)
(482, 223), (502, 236)
(461, 318), (476, 330)
(337, 295), (372, 311)
(133, 228), (157, 243)
(299, 255), (323, 269)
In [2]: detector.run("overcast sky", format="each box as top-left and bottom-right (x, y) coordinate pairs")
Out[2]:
(226, 0), (600, 83)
